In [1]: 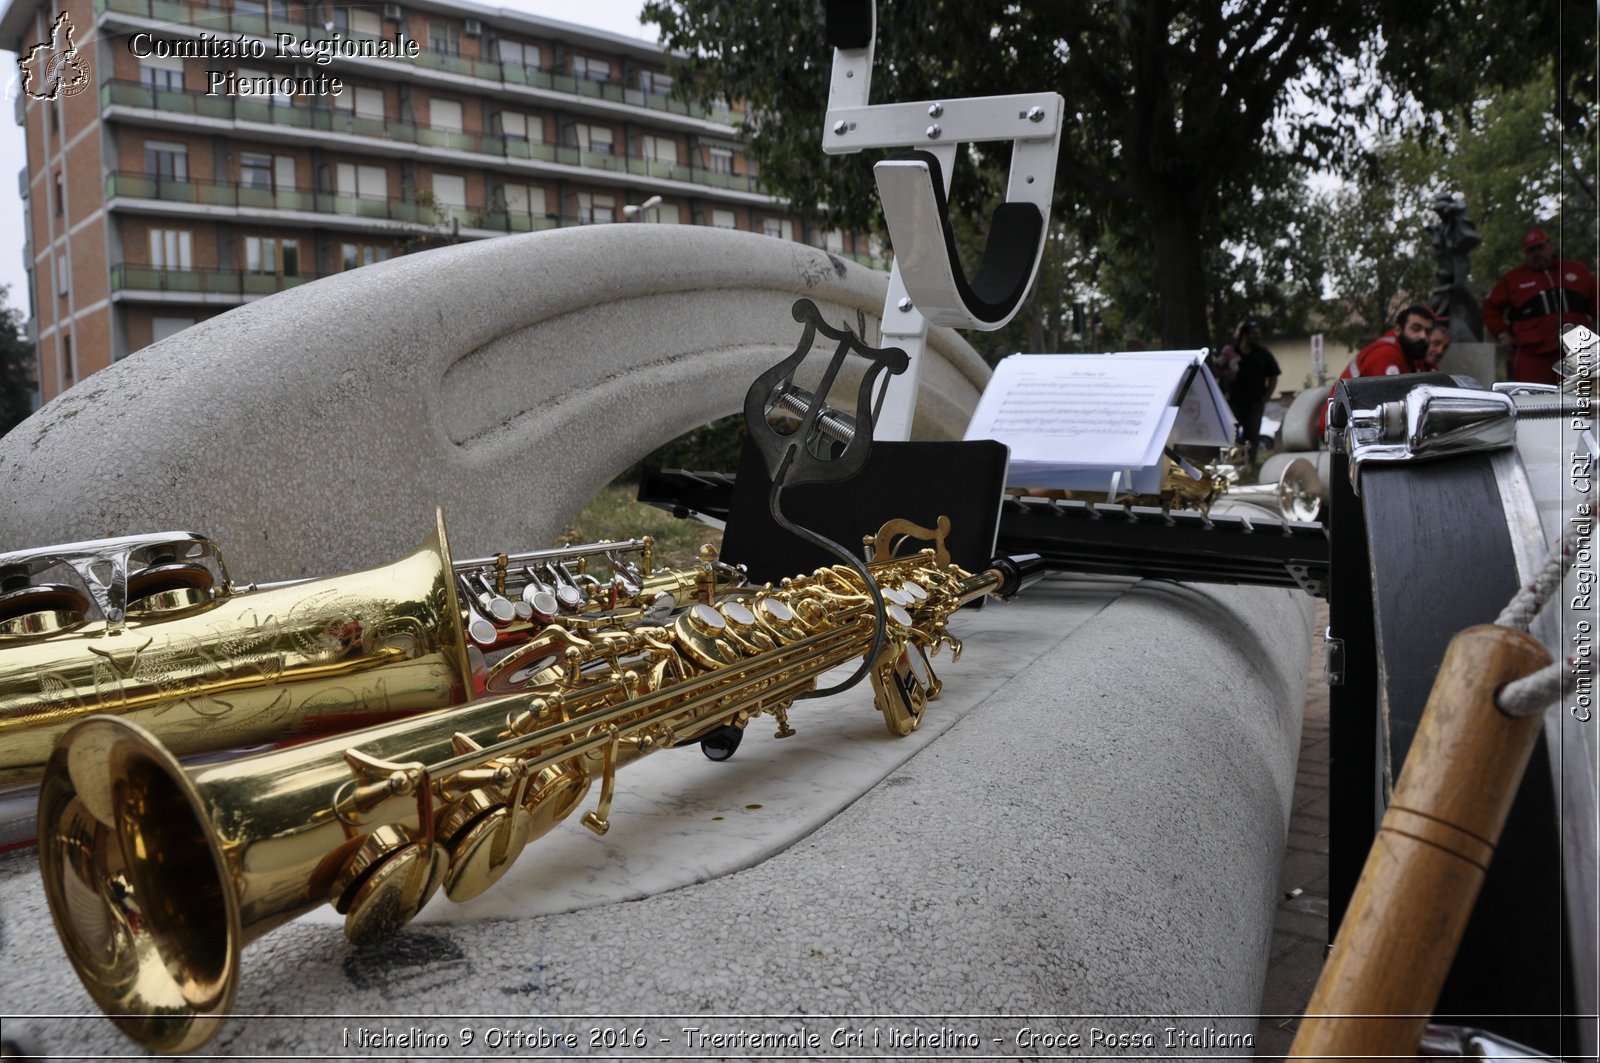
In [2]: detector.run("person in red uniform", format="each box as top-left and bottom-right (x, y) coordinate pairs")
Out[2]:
(1482, 228), (1598, 384)
(1318, 304), (1434, 437)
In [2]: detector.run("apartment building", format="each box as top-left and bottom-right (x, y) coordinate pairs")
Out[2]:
(2, 0), (885, 404)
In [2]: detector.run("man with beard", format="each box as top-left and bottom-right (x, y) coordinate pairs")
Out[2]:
(1319, 305), (1434, 437)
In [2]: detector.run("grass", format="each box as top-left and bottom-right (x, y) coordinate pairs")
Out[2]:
(564, 479), (724, 571)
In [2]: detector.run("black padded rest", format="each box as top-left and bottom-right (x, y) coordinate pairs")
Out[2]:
(889, 149), (1043, 325)
(824, 0), (872, 49)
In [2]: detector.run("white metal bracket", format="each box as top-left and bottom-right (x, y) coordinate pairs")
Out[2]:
(822, 0), (1064, 439)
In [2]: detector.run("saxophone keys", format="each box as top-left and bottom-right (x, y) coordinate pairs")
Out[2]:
(673, 604), (737, 668)
(331, 824), (446, 946)
(439, 795), (535, 903)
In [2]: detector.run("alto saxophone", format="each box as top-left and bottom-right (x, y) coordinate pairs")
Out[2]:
(37, 516), (1036, 1053)
(0, 511), (736, 797)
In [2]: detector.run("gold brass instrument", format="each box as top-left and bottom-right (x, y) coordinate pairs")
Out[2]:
(0, 514), (733, 795)
(38, 519), (1019, 1053)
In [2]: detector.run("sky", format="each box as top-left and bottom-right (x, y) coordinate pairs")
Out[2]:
(0, 0), (661, 322)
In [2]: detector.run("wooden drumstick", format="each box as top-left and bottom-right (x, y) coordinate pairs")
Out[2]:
(1289, 623), (1553, 1060)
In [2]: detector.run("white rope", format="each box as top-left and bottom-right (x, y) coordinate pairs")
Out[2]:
(1494, 493), (1591, 718)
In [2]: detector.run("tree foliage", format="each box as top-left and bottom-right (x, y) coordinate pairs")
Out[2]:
(0, 286), (35, 438)
(1307, 62), (1595, 353)
(642, 0), (1586, 350)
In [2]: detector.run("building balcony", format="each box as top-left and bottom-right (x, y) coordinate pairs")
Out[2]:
(95, 0), (739, 125)
(106, 170), (567, 234)
(100, 81), (767, 196)
(110, 262), (322, 299)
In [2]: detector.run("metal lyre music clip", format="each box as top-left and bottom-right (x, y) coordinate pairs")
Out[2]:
(821, 0), (1063, 437)
(742, 297), (908, 697)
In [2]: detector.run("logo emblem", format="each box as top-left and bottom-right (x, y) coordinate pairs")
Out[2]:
(18, 13), (92, 102)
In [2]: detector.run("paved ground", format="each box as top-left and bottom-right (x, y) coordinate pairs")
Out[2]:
(1254, 599), (1332, 1057)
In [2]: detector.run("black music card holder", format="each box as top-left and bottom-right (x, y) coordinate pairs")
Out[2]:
(720, 437), (1010, 589)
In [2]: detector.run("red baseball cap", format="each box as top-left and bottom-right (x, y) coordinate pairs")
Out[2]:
(1524, 228), (1551, 250)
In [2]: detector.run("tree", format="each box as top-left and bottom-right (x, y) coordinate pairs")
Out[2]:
(1309, 139), (1439, 352)
(1305, 62), (1594, 353)
(0, 286), (35, 438)
(642, 0), (1583, 348)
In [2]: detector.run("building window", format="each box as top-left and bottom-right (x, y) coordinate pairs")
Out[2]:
(711, 208), (737, 230)
(495, 39), (540, 69)
(52, 170), (63, 215)
(334, 85), (385, 120)
(341, 242), (390, 270)
(654, 202), (680, 224)
(639, 134), (677, 164)
(143, 140), (189, 181)
(500, 182), (546, 218)
(245, 236), (299, 276)
(151, 316), (195, 343)
(762, 218), (794, 241)
(494, 111), (541, 143)
(149, 228), (193, 270)
(707, 147), (734, 175)
(139, 56), (184, 93)
(335, 163), (387, 201)
(241, 153), (295, 193)
(240, 152), (272, 189)
(330, 6), (378, 33)
(62, 334), (74, 383)
(430, 98), (463, 132)
(56, 254), (68, 296)
(429, 22), (460, 55)
(431, 173), (467, 209)
(237, 66), (291, 106)
(576, 191), (615, 223)
(572, 123), (612, 156)
(571, 55), (610, 82)
(639, 70), (673, 96)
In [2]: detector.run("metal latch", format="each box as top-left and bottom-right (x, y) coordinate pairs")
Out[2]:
(1323, 627), (1345, 687)
(1346, 385), (1517, 494)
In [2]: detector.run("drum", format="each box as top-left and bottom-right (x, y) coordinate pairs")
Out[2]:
(1326, 372), (1596, 1056)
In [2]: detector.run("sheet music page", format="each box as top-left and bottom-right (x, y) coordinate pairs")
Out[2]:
(1111, 350), (1236, 445)
(963, 354), (1190, 478)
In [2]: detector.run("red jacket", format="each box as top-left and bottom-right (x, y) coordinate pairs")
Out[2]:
(1482, 257), (1597, 376)
(1318, 332), (1423, 436)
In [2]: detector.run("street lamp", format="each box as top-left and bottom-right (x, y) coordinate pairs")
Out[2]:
(622, 195), (663, 222)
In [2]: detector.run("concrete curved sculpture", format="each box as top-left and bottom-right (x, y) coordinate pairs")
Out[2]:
(0, 577), (1313, 1056)
(0, 222), (1318, 1056)
(0, 225), (989, 579)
